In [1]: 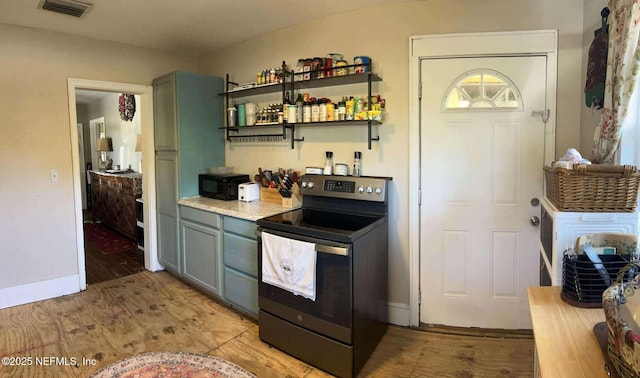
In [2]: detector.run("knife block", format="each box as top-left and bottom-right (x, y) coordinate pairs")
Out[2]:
(260, 188), (281, 204)
(282, 194), (301, 208)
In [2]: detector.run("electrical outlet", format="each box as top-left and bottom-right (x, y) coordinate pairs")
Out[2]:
(51, 169), (59, 183)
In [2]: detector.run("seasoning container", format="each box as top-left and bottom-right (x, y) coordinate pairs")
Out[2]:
(303, 101), (312, 123)
(338, 101), (346, 121)
(311, 100), (320, 122)
(319, 99), (327, 122)
(353, 151), (362, 177)
(295, 59), (305, 82)
(326, 101), (335, 121)
(324, 151), (334, 175)
(335, 60), (348, 76)
(287, 105), (298, 123)
(296, 93), (304, 122)
(303, 58), (312, 80)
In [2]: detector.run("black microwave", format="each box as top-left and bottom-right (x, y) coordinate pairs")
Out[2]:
(198, 173), (250, 201)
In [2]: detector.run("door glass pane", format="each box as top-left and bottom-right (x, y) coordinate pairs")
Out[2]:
(442, 69), (523, 111)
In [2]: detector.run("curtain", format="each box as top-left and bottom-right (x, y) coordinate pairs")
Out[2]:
(591, 0), (640, 163)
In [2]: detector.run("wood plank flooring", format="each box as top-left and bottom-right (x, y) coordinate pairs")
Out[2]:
(0, 271), (534, 377)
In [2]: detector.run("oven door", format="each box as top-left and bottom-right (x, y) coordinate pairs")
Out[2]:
(257, 228), (352, 344)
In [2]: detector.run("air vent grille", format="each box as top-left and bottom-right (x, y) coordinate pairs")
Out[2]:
(39, 0), (92, 18)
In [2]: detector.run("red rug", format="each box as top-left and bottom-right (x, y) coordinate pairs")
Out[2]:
(84, 222), (136, 254)
(89, 352), (255, 378)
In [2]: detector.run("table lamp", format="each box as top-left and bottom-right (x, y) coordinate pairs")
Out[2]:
(97, 137), (113, 170)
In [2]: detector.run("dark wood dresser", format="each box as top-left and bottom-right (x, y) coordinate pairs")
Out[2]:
(89, 171), (142, 240)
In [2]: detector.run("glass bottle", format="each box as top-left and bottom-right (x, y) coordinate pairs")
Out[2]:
(296, 93), (304, 123)
(353, 151), (362, 177)
(324, 151), (333, 175)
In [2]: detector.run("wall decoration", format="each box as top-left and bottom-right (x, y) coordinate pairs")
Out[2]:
(118, 94), (136, 121)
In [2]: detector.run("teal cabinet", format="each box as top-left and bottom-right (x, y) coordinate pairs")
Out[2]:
(153, 71), (224, 273)
(180, 206), (222, 295)
(222, 216), (258, 318)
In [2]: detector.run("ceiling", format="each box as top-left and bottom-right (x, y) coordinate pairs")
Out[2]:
(0, 0), (420, 58)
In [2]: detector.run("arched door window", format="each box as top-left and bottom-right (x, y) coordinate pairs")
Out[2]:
(442, 69), (523, 111)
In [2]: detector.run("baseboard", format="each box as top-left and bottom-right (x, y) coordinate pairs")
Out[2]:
(387, 301), (410, 326)
(0, 274), (81, 309)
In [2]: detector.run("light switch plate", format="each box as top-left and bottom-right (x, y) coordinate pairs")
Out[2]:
(51, 169), (59, 183)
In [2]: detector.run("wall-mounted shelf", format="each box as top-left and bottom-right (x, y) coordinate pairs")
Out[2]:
(220, 61), (383, 149)
(221, 119), (381, 149)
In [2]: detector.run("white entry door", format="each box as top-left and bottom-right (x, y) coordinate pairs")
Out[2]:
(419, 56), (547, 329)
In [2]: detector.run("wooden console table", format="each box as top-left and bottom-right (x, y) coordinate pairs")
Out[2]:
(89, 171), (142, 240)
(527, 286), (608, 377)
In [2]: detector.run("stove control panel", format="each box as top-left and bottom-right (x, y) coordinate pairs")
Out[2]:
(300, 175), (391, 202)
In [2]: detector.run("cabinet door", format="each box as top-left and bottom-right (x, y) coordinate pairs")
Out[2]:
(158, 212), (179, 273)
(156, 153), (177, 216)
(181, 220), (222, 295)
(224, 267), (258, 318)
(153, 73), (178, 151)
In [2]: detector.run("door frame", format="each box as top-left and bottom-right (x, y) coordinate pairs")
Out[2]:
(67, 78), (161, 291)
(408, 30), (558, 327)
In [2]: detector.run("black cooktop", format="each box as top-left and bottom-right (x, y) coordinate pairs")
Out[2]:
(257, 208), (386, 243)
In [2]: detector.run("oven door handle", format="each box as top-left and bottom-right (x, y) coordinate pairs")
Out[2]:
(315, 244), (348, 256)
(256, 229), (349, 256)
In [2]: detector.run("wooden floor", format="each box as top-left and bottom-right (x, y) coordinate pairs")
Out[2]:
(83, 210), (145, 285)
(0, 271), (534, 377)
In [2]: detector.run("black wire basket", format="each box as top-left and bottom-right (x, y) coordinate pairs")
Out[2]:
(561, 253), (633, 307)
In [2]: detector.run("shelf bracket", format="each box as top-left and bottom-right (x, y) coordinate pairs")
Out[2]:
(368, 121), (380, 150)
(286, 124), (304, 149)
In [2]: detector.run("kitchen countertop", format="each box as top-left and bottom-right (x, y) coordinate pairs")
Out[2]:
(178, 196), (298, 221)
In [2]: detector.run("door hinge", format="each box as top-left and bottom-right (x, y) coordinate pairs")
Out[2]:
(418, 288), (421, 305)
(418, 188), (421, 205)
(418, 82), (422, 100)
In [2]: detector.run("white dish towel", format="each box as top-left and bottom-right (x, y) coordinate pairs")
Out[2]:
(261, 232), (317, 301)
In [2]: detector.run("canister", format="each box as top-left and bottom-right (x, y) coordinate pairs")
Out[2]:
(335, 60), (348, 76)
(227, 107), (237, 127)
(354, 56), (370, 73)
(237, 103), (246, 126)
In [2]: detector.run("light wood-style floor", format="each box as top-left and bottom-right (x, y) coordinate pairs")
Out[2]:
(0, 271), (534, 377)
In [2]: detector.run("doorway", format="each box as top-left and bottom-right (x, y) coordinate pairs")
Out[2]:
(408, 31), (558, 329)
(77, 96), (144, 284)
(67, 78), (160, 291)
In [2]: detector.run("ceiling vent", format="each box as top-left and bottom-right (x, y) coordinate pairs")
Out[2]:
(38, 0), (93, 18)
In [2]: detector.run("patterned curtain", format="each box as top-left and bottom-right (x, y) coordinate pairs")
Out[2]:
(591, 0), (640, 163)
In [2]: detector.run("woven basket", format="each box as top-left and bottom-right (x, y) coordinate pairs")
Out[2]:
(544, 164), (640, 212)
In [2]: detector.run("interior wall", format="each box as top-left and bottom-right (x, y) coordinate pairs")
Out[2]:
(0, 23), (195, 290)
(580, 0), (610, 159)
(86, 93), (142, 172)
(197, 0), (585, 314)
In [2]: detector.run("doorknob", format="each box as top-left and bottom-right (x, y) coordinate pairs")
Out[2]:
(530, 197), (540, 207)
(530, 216), (540, 226)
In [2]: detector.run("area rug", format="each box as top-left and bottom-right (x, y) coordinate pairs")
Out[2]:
(84, 222), (136, 254)
(89, 351), (256, 378)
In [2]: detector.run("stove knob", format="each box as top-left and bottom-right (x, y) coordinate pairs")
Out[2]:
(357, 186), (365, 194)
(375, 187), (382, 195)
(308, 182), (314, 189)
(366, 186), (373, 194)
(301, 181), (307, 188)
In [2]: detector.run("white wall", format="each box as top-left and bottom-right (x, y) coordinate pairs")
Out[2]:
(0, 23), (194, 291)
(198, 0), (585, 315)
(86, 94), (142, 172)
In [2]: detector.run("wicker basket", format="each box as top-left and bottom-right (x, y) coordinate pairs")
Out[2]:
(544, 164), (640, 212)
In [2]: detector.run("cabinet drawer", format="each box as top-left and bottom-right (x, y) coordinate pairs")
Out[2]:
(224, 216), (256, 239)
(180, 206), (220, 228)
(223, 233), (257, 276)
(224, 267), (258, 317)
